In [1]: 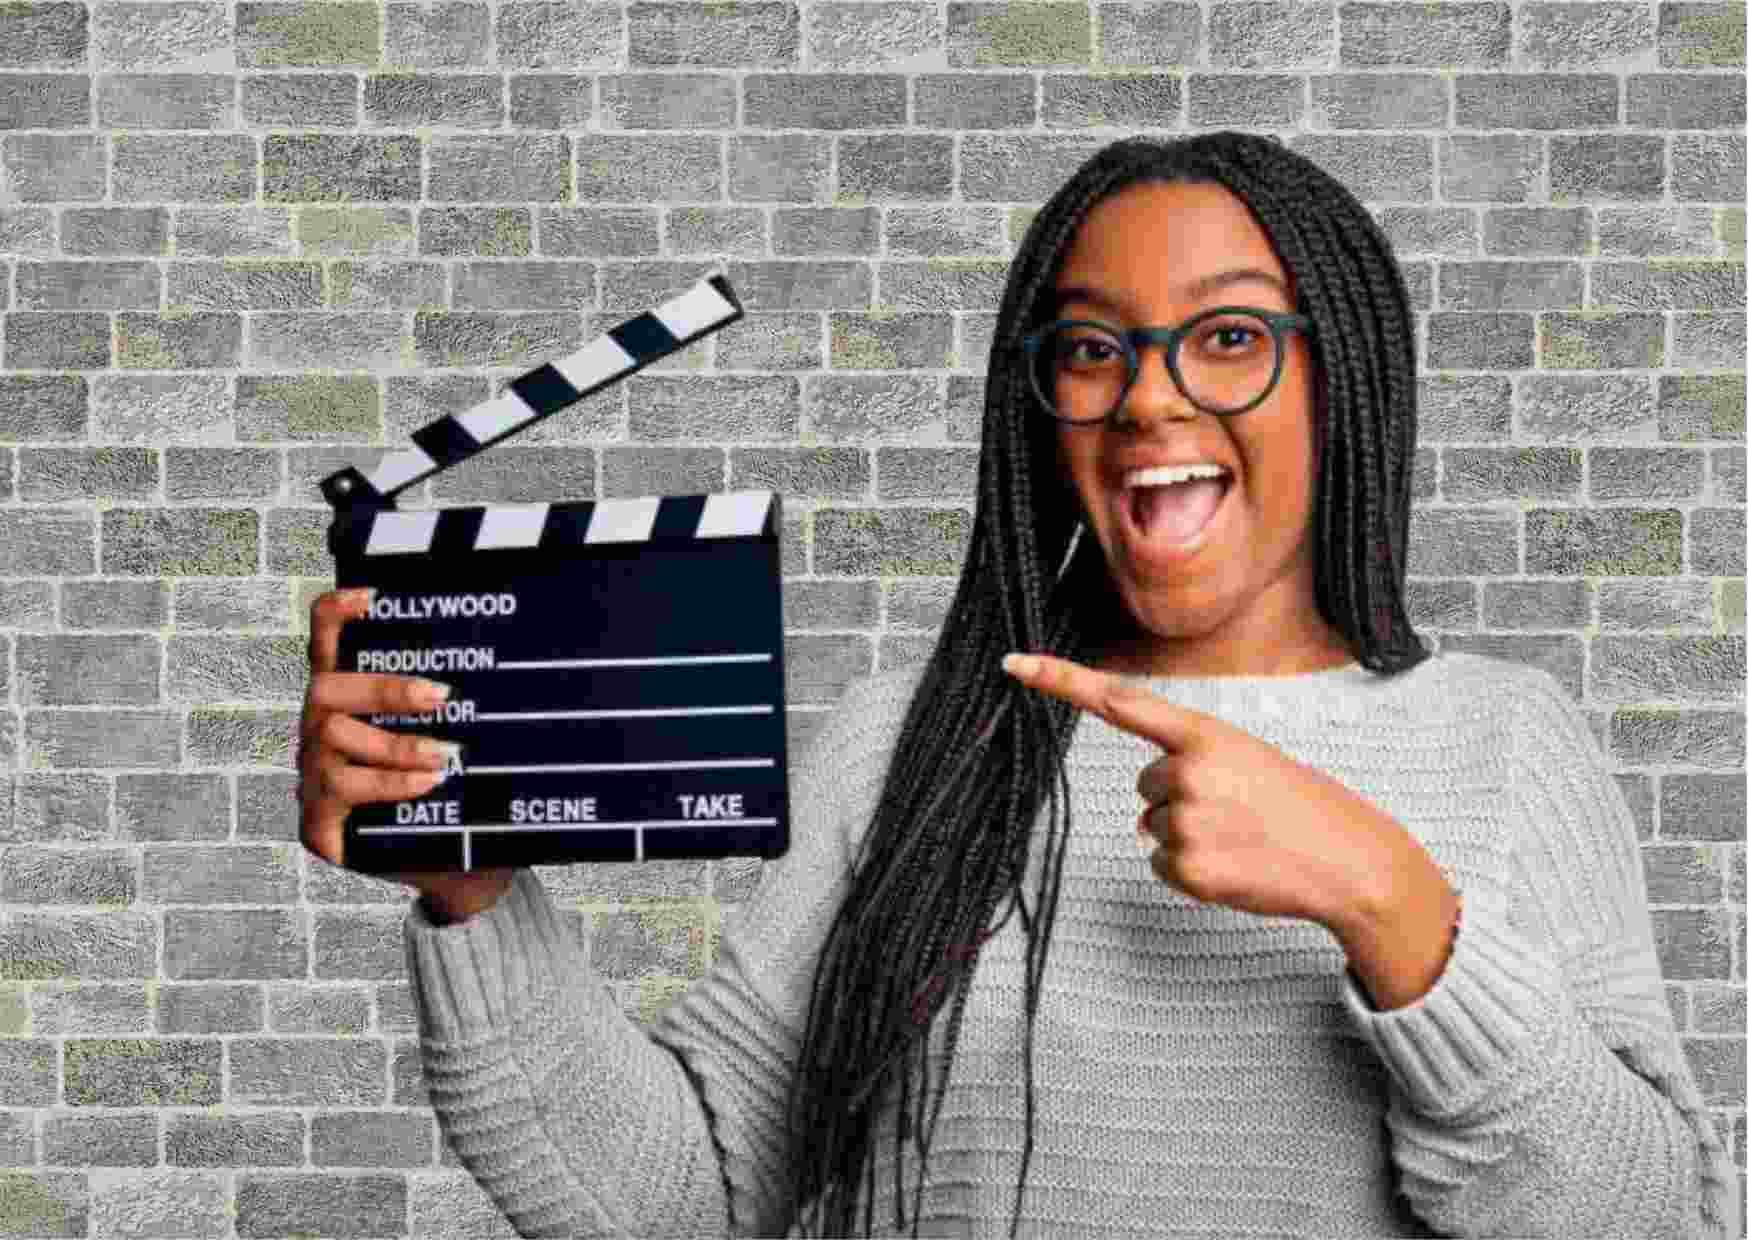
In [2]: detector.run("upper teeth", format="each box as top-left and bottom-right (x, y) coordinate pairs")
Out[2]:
(1125, 463), (1229, 488)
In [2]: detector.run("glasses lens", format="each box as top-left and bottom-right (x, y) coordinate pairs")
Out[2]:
(1036, 314), (1279, 421)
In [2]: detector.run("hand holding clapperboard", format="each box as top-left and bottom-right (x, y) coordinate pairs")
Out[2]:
(298, 274), (791, 902)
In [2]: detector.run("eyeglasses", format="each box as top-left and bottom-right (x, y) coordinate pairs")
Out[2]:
(1021, 306), (1315, 424)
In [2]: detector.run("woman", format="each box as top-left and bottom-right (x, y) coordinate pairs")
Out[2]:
(300, 130), (1736, 1237)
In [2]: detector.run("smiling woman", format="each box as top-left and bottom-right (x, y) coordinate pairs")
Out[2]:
(400, 130), (1739, 1240)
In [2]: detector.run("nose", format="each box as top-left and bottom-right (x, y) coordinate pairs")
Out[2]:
(1111, 342), (1199, 428)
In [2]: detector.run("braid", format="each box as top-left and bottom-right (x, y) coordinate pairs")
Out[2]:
(781, 130), (1431, 1239)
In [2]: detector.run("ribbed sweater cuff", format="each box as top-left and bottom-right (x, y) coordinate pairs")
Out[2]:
(402, 868), (577, 1044)
(1338, 900), (1570, 1119)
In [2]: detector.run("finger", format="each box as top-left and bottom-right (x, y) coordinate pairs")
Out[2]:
(303, 672), (452, 743)
(1004, 652), (1196, 750)
(309, 588), (373, 676)
(323, 759), (449, 809)
(320, 711), (458, 772)
(1137, 754), (1188, 806)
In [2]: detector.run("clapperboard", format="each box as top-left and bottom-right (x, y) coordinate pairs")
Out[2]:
(318, 273), (792, 873)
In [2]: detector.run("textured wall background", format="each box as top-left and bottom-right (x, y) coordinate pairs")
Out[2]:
(0, 0), (1744, 1236)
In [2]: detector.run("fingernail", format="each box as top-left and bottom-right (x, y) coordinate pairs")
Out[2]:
(1003, 653), (1038, 678)
(412, 679), (451, 704)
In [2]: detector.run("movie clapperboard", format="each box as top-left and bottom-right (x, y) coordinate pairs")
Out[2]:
(318, 273), (792, 874)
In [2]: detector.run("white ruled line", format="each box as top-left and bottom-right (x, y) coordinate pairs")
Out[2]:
(474, 705), (772, 721)
(462, 759), (774, 774)
(497, 654), (773, 669)
(359, 818), (776, 835)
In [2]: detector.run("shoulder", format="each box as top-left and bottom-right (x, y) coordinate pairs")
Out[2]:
(1426, 648), (1593, 754)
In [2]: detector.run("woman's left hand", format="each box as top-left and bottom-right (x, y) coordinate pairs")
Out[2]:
(1002, 652), (1445, 940)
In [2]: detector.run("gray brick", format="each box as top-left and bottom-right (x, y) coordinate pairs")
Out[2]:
(310, 909), (407, 982)
(1340, 1), (1508, 67)
(1442, 446), (1580, 502)
(0, 511), (94, 574)
(1540, 312), (1665, 370)
(1483, 207), (1589, 257)
(62, 579), (169, 629)
(24, 711), (183, 769)
(780, 578), (880, 629)
(1455, 73), (1617, 130)
(1440, 133), (1540, 202)
(667, 204), (764, 256)
(426, 445), (595, 504)
(1406, 509), (1518, 575)
(1592, 635), (1744, 703)
(167, 916), (297, 989)
(1692, 507), (1746, 575)
(1613, 708), (1745, 770)
(1205, 1), (1330, 67)
(1525, 507), (1682, 575)
(829, 312), (950, 369)
(93, 2), (232, 71)
(600, 72), (732, 128)
(1427, 313), (1533, 369)
(0, 375), (88, 439)
(1643, 844), (1725, 904)
(7, 773), (108, 844)
(0, 1040), (58, 1104)
(1518, 374), (1657, 440)
(143, 844), (299, 904)
(731, 446), (867, 499)
(1712, 447), (1745, 503)
(1308, 72), (1445, 129)
(628, 0), (798, 66)
(168, 1112), (306, 1167)
(166, 260), (322, 310)
(64, 1038), (220, 1107)
(242, 72), (359, 126)
(497, 1), (620, 66)
(17, 447), (157, 503)
(1041, 73), (1181, 129)
(1627, 72), (1746, 130)
(531, 208), (657, 257)
(0, 847), (136, 906)
(509, 73), (591, 127)
(1439, 261), (1582, 310)
(1674, 311), (1745, 369)
(236, 2), (380, 67)
(311, 1111), (433, 1167)
(1595, 260), (1746, 311)
(1550, 134), (1666, 202)
(156, 983), (264, 1034)
(1589, 446), (1706, 501)
(727, 134), (828, 202)
(600, 446), (723, 496)
(1660, 2), (1746, 68)
(263, 134), (421, 204)
(0, 1171), (87, 1237)
(268, 983), (371, 1034)
(576, 133), (718, 202)
(417, 206), (532, 256)
(235, 1172), (407, 1238)
(746, 74), (906, 130)
(944, 2), (1090, 68)
(809, 3), (945, 69)
(166, 447), (279, 502)
(365, 74), (504, 127)
(42, 1112), (156, 1165)
(230, 1039), (386, 1106)
(114, 135), (255, 203)
(1600, 206), (1724, 257)
(876, 446), (978, 500)
(387, 1), (491, 67)
(329, 259), (455, 310)
(1185, 73), (1297, 127)
(411, 310), (579, 368)
(1480, 578), (1591, 630)
(814, 506), (968, 575)
(781, 632), (874, 703)
(97, 73), (233, 128)
(17, 261), (157, 311)
(1286, 134), (1432, 201)
(430, 132), (566, 201)
(61, 207), (169, 256)
(3, 133), (105, 201)
(113, 312), (240, 368)
(100, 508), (257, 576)
(250, 312), (406, 368)
(31, 981), (149, 1034)
(1653, 909), (1733, 979)
(175, 206), (298, 256)
(1519, 2), (1655, 68)
(1661, 374), (1747, 441)
(1, 3), (86, 67)
(0, 73), (90, 128)
(1673, 133), (1744, 201)
(450, 260), (592, 309)
(1098, 1), (1199, 67)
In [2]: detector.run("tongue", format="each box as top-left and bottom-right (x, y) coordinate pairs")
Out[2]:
(1137, 479), (1225, 543)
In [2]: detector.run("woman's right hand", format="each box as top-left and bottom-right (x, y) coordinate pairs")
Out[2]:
(299, 587), (515, 922)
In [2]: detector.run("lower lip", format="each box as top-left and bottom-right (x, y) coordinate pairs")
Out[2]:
(1115, 478), (1234, 569)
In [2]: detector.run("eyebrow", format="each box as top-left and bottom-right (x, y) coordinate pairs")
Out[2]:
(1052, 268), (1290, 316)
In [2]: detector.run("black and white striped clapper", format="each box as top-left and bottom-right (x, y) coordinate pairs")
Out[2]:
(318, 273), (792, 872)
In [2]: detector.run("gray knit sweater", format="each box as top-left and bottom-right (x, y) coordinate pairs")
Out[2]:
(402, 649), (1739, 1239)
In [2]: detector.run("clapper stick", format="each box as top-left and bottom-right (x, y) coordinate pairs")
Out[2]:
(318, 273), (795, 872)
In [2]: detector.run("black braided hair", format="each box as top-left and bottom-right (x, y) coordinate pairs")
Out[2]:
(781, 129), (1432, 1239)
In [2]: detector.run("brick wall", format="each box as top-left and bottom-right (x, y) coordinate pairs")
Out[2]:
(0, 1), (1743, 1236)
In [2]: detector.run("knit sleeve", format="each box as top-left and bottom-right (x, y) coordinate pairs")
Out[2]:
(401, 665), (919, 1239)
(1333, 664), (1740, 1240)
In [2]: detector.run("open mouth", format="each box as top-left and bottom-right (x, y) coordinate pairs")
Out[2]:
(1119, 476), (1233, 554)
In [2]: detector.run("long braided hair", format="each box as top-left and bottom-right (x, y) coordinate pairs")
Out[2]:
(782, 129), (1432, 1238)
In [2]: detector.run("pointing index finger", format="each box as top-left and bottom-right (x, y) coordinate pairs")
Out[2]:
(1002, 652), (1188, 747)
